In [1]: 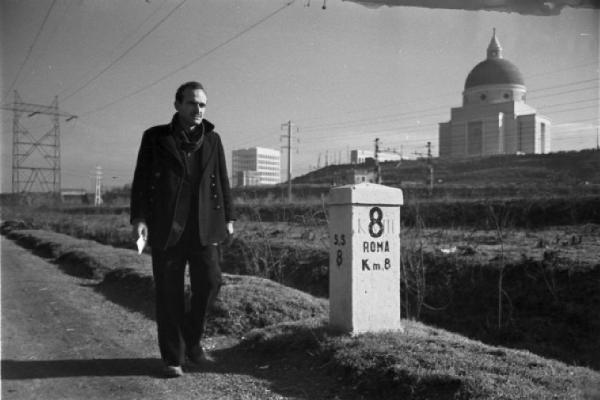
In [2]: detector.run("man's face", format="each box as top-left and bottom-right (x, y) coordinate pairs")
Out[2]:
(174, 88), (207, 127)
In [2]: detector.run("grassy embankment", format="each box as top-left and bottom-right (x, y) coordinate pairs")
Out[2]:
(1, 200), (599, 372)
(1, 223), (598, 399)
(0, 223), (326, 337)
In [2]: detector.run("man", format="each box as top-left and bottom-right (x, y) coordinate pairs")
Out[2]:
(130, 81), (234, 378)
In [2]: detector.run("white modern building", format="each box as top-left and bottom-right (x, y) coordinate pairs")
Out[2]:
(439, 30), (551, 158)
(231, 147), (281, 187)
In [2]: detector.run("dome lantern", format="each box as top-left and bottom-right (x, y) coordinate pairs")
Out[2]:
(487, 28), (503, 59)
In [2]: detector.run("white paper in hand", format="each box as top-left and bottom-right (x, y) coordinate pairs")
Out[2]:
(136, 236), (146, 255)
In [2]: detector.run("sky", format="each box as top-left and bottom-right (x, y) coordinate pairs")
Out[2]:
(1, 0), (598, 193)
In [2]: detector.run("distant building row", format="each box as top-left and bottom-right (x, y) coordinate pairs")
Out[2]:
(231, 147), (401, 187)
(350, 150), (401, 164)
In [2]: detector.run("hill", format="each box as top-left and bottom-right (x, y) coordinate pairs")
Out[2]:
(287, 149), (600, 199)
(297, 149), (600, 186)
(227, 149), (600, 202)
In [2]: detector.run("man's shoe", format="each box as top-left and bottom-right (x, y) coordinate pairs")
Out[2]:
(186, 346), (215, 366)
(163, 365), (184, 378)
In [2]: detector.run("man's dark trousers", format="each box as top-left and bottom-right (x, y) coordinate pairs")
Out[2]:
(151, 219), (222, 367)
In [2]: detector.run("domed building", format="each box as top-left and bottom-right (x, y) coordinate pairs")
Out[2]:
(439, 30), (551, 158)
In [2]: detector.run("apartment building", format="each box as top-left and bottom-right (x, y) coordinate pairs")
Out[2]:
(231, 147), (281, 187)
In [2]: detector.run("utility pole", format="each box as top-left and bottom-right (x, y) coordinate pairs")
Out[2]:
(2, 91), (76, 194)
(426, 141), (434, 196)
(395, 144), (404, 168)
(374, 138), (382, 184)
(94, 165), (103, 206)
(280, 120), (297, 202)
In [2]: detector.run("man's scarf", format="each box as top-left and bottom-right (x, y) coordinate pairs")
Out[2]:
(177, 123), (205, 153)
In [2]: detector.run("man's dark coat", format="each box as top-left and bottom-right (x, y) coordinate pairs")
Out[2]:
(130, 116), (234, 250)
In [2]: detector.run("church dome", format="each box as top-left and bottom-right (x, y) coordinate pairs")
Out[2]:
(465, 58), (524, 89)
(464, 29), (525, 90)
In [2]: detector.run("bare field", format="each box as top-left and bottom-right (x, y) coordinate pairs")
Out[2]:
(5, 204), (598, 268)
(2, 226), (598, 399)
(2, 204), (599, 371)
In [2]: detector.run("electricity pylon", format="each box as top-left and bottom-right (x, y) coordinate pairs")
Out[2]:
(2, 91), (76, 193)
(94, 165), (103, 206)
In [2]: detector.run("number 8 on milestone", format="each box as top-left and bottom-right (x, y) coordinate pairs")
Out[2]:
(368, 207), (384, 238)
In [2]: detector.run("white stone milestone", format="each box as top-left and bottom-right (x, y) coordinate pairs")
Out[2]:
(327, 182), (404, 334)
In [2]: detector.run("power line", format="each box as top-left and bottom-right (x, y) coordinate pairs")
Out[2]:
(60, 61), (598, 161)
(529, 84), (599, 100)
(230, 87), (597, 156)
(298, 105), (599, 146)
(2, 0), (58, 101)
(62, 170), (92, 179)
(28, 0), (75, 84)
(525, 61), (599, 81)
(538, 96), (599, 109)
(111, 0), (169, 56)
(78, 0), (296, 117)
(312, 129), (598, 159)
(293, 61), (598, 126)
(293, 61), (599, 126)
(296, 78), (599, 134)
(232, 125), (598, 166)
(542, 103), (599, 116)
(61, 0), (188, 103)
(57, 0), (168, 99)
(231, 105), (597, 160)
(62, 123), (597, 183)
(530, 77), (598, 93)
(301, 107), (448, 133)
(299, 91), (598, 136)
(232, 96), (597, 149)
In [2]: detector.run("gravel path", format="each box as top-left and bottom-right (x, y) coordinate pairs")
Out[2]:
(1, 237), (362, 400)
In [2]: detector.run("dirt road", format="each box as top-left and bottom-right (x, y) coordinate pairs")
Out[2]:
(1, 237), (360, 400)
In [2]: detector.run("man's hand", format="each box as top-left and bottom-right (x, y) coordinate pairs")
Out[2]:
(133, 221), (148, 241)
(226, 221), (234, 235)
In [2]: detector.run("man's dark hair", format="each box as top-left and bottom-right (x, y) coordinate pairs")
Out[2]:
(175, 81), (205, 103)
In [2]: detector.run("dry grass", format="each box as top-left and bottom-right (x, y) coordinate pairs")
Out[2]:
(3, 222), (600, 399)
(210, 275), (327, 336)
(243, 319), (600, 400)
(0, 225), (327, 337)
